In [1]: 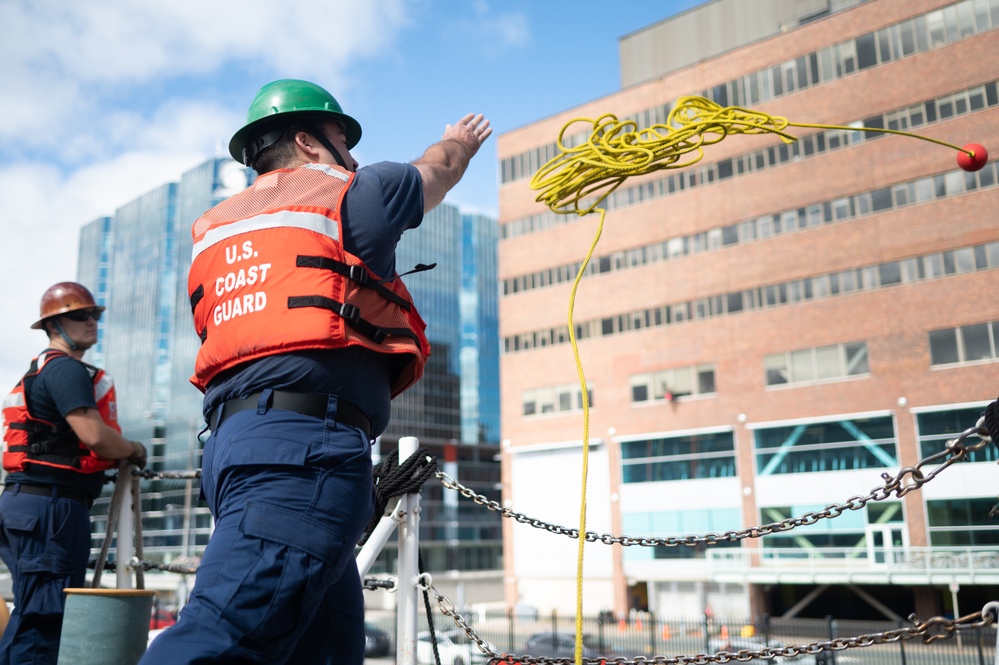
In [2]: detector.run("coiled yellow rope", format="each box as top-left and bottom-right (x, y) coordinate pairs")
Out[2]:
(527, 94), (978, 665)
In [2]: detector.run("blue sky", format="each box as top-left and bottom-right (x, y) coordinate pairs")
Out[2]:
(0, 0), (703, 387)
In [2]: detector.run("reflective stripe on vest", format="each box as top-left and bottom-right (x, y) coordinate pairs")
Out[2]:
(187, 164), (430, 396)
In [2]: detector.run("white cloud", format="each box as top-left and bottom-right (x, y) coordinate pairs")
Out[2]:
(0, 0), (412, 149)
(442, 2), (530, 58)
(0, 0), (416, 391)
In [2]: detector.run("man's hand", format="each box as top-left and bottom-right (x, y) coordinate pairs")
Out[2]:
(126, 441), (148, 470)
(415, 113), (493, 213)
(440, 113), (492, 160)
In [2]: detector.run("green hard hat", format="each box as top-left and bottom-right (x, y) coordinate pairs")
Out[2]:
(229, 79), (362, 165)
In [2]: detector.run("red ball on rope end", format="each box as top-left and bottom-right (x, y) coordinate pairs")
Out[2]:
(957, 143), (989, 172)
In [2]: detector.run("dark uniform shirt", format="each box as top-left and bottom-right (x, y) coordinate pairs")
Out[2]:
(6, 350), (108, 502)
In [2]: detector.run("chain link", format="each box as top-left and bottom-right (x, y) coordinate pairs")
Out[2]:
(438, 425), (988, 548)
(426, 581), (996, 664)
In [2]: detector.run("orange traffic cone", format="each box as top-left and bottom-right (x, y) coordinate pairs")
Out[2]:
(661, 624), (671, 641)
(636, 616), (643, 631)
(618, 618), (626, 632)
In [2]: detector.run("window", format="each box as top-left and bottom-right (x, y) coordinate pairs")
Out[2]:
(764, 354), (788, 386)
(755, 415), (897, 475)
(761, 502), (902, 551)
(927, 498), (999, 547)
(765, 342), (870, 387)
(522, 383), (592, 417)
(631, 364), (716, 403)
(929, 321), (999, 365)
(623, 507), (741, 560)
(917, 407), (998, 462)
(621, 431), (736, 483)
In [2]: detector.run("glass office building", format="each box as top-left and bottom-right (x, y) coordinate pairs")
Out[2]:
(77, 158), (502, 590)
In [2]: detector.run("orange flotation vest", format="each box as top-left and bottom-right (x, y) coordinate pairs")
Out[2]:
(2, 350), (120, 474)
(187, 163), (430, 397)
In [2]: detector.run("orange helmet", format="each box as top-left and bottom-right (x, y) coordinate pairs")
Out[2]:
(31, 282), (104, 329)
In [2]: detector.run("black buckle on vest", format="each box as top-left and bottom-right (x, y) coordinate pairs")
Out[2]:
(337, 302), (360, 322)
(347, 265), (369, 283)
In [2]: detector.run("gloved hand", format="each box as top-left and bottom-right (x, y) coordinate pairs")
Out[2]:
(127, 441), (148, 470)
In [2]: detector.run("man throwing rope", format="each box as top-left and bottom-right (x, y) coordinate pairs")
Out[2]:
(140, 79), (490, 664)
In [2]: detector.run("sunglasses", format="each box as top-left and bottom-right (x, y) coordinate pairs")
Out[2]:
(62, 309), (102, 323)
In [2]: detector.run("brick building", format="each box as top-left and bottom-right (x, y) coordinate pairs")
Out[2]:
(497, 0), (999, 622)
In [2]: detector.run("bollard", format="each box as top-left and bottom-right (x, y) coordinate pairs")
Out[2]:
(58, 588), (156, 665)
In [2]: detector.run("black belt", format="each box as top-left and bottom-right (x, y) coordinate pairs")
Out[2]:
(5, 483), (89, 505)
(213, 391), (372, 439)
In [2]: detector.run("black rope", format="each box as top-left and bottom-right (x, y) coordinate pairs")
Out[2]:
(86, 559), (118, 571)
(420, 551), (443, 665)
(357, 448), (438, 546)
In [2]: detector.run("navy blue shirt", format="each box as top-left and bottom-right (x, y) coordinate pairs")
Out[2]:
(6, 350), (108, 501)
(203, 161), (424, 436)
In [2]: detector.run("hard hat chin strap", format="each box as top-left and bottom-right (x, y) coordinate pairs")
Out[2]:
(51, 320), (80, 352)
(308, 125), (351, 171)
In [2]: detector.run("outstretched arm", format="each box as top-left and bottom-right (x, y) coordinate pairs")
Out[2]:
(412, 113), (492, 213)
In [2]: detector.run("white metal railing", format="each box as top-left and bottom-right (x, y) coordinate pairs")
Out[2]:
(707, 546), (999, 583)
(355, 436), (422, 665)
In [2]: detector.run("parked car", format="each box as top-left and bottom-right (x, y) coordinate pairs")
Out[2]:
(149, 607), (177, 630)
(416, 628), (497, 665)
(521, 631), (648, 660)
(365, 622), (392, 658)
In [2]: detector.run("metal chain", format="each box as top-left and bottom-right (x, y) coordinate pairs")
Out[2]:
(426, 582), (997, 664)
(438, 425), (989, 548)
(363, 577), (397, 591)
(105, 469), (202, 483)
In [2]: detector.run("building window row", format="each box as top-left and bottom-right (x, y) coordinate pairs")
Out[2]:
(755, 415), (897, 476)
(501, 0), (999, 185)
(618, 407), (993, 483)
(765, 342), (869, 387)
(760, 501), (903, 551)
(917, 407), (999, 462)
(928, 497), (999, 546)
(929, 319), (999, 366)
(621, 507), (741, 560)
(503, 240), (999, 354)
(522, 384), (593, 417)
(503, 154), (998, 296)
(621, 431), (736, 483)
(503, 80), (996, 240)
(630, 364), (716, 403)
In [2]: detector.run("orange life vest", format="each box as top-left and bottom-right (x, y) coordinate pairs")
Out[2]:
(187, 163), (430, 397)
(2, 350), (120, 474)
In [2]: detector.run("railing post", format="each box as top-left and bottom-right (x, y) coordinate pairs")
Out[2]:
(898, 618), (907, 665)
(116, 475), (134, 589)
(702, 612), (710, 654)
(648, 611), (657, 656)
(396, 436), (422, 665)
(507, 606), (514, 655)
(826, 615), (836, 665)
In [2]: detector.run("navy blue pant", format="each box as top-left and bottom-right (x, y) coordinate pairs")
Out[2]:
(140, 393), (375, 664)
(0, 486), (91, 665)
